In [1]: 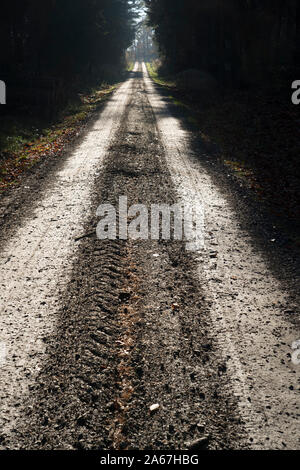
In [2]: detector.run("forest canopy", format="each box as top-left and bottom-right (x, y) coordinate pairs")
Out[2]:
(0, 0), (139, 114)
(145, 0), (299, 87)
(0, 0), (138, 79)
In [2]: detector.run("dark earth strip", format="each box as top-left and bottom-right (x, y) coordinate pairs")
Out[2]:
(6, 68), (244, 450)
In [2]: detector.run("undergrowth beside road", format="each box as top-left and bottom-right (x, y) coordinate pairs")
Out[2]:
(146, 62), (176, 89)
(0, 82), (119, 192)
(126, 61), (135, 72)
(147, 62), (300, 247)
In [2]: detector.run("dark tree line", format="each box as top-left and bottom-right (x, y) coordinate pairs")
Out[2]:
(0, 0), (137, 113)
(145, 0), (299, 87)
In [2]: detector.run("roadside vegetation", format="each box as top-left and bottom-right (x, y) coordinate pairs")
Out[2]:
(147, 61), (300, 247)
(0, 0), (142, 192)
(0, 81), (120, 192)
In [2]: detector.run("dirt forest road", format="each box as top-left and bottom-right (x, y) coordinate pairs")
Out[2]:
(0, 63), (299, 451)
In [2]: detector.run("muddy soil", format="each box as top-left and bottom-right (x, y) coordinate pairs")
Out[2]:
(0, 64), (298, 450)
(0, 69), (242, 451)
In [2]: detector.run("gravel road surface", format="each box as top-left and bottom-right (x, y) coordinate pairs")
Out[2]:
(0, 63), (299, 450)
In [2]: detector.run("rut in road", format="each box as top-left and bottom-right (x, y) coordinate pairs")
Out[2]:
(1, 64), (298, 451)
(8, 71), (244, 450)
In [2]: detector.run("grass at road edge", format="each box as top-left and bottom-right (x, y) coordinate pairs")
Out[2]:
(0, 82), (120, 192)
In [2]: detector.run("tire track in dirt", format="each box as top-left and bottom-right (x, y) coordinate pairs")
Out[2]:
(0, 69), (135, 448)
(4, 66), (244, 450)
(143, 63), (300, 450)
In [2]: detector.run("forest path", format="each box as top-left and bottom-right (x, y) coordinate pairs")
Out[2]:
(0, 63), (299, 450)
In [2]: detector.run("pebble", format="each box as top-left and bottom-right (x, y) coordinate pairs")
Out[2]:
(149, 404), (160, 412)
(186, 436), (210, 450)
(196, 423), (206, 433)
